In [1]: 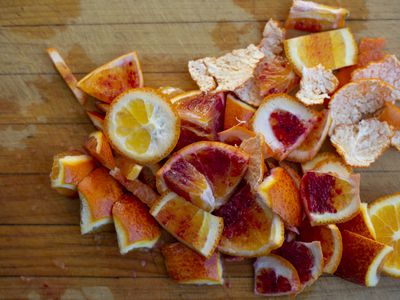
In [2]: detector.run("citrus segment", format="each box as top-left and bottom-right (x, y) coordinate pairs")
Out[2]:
(369, 193), (400, 278)
(77, 52), (143, 103)
(162, 243), (223, 285)
(150, 192), (223, 258)
(335, 230), (393, 286)
(112, 194), (161, 254)
(84, 131), (116, 170)
(338, 203), (376, 240)
(105, 88), (180, 164)
(214, 183), (284, 257)
(254, 254), (301, 296)
(284, 28), (357, 75)
(223, 93), (255, 130)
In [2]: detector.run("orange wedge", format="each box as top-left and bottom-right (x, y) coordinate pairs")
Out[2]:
(214, 183), (284, 257)
(258, 167), (303, 228)
(299, 223), (343, 274)
(254, 254), (301, 296)
(337, 203), (376, 240)
(284, 28), (357, 75)
(217, 125), (256, 146)
(285, 0), (349, 32)
(77, 52), (144, 103)
(112, 194), (161, 254)
(223, 93), (255, 130)
(105, 88), (180, 164)
(279, 161), (301, 188)
(335, 230), (393, 286)
(150, 192), (223, 258)
(84, 131), (116, 170)
(87, 111), (105, 130)
(369, 193), (400, 278)
(47, 47), (88, 105)
(114, 154), (143, 181)
(78, 167), (123, 234)
(162, 243), (223, 285)
(240, 134), (265, 191)
(378, 102), (400, 130)
(50, 150), (95, 196)
(301, 152), (352, 179)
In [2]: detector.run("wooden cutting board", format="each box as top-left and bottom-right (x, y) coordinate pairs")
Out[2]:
(0, 0), (399, 299)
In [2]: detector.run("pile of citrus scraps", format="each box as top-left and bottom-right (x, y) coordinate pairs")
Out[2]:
(48, 0), (400, 296)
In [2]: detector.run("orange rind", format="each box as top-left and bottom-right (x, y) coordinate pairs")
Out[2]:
(301, 152), (352, 178)
(95, 102), (110, 113)
(338, 203), (376, 240)
(84, 131), (116, 170)
(378, 102), (400, 130)
(77, 51), (144, 103)
(78, 167), (123, 234)
(217, 125), (256, 146)
(112, 194), (161, 254)
(240, 134), (265, 191)
(223, 93), (255, 130)
(114, 154), (143, 181)
(158, 86), (184, 100)
(150, 192), (223, 258)
(162, 242), (223, 285)
(87, 111), (105, 131)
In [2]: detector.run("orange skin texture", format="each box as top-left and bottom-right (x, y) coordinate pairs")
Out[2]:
(114, 154), (141, 179)
(260, 167), (302, 227)
(223, 94), (255, 130)
(86, 111), (105, 130)
(84, 132), (116, 170)
(78, 168), (123, 220)
(378, 102), (400, 130)
(337, 212), (374, 240)
(335, 230), (388, 285)
(112, 194), (161, 244)
(162, 243), (221, 283)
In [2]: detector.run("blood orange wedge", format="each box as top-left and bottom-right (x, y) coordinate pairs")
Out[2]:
(275, 241), (323, 290)
(47, 47), (88, 105)
(337, 203), (376, 240)
(258, 167), (303, 228)
(105, 88), (180, 164)
(162, 242), (223, 285)
(284, 28), (357, 75)
(87, 111), (104, 131)
(217, 125), (256, 146)
(78, 167), (123, 234)
(287, 110), (331, 163)
(84, 131), (116, 170)
(300, 171), (361, 225)
(285, 0), (349, 32)
(50, 150), (95, 197)
(254, 254), (301, 296)
(369, 193), (400, 278)
(157, 141), (249, 211)
(214, 183), (284, 257)
(301, 152), (352, 179)
(77, 51), (143, 103)
(172, 91), (225, 150)
(240, 134), (265, 191)
(223, 93), (255, 130)
(150, 192), (223, 258)
(335, 230), (393, 286)
(299, 223), (343, 274)
(252, 94), (317, 160)
(112, 194), (161, 254)
(114, 154), (143, 181)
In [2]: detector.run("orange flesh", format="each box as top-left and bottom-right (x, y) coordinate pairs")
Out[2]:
(84, 132), (116, 170)
(223, 94), (255, 130)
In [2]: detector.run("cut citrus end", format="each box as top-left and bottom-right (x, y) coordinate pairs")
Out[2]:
(77, 51), (144, 103)
(162, 242), (223, 285)
(157, 86), (184, 100)
(223, 93), (255, 130)
(214, 183), (284, 257)
(217, 125), (256, 146)
(301, 152), (352, 178)
(252, 94), (317, 160)
(369, 193), (400, 278)
(254, 254), (301, 296)
(114, 154), (143, 181)
(78, 167), (123, 235)
(378, 102), (400, 130)
(112, 194), (161, 254)
(284, 28), (357, 75)
(300, 171), (361, 226)
(335, 230), (393, 286)
(275, 240), (324, 290)
(150, 192), (223, 258)
(156, 141), (249, 210)
(240, 134), (265, 191)
(287, 110), (331, 163)
(338, 203), (376, 240)
(258, 167), (303, 227)
(84, 131), (116, 170)
(105, 88), (180, 164)
(279, 161), (301, 189)
(299, 223), (343, 274)
(50, 150), (96, 196)
(87, 111), (105, 131)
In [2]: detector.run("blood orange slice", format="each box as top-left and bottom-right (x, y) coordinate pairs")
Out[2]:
(300, 171), (361, 225)
(157, 141), (249, 210)
(254, 254), (301, 296)
(77, 52), (144, 103)
(214, 183), (284, 257)
(252, 94), (317, 160)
